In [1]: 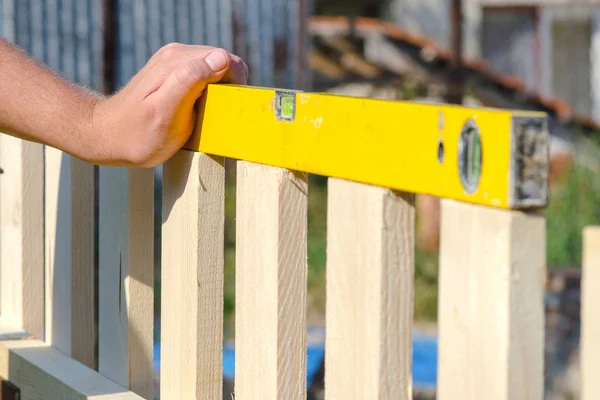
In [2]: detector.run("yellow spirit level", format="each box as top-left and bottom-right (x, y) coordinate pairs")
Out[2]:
(184, 84), (549, 210)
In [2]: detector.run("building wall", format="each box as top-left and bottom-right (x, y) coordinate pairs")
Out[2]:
(551, 17), (593, 116)
(481, 8), (538, 90)
(1, 0), (311, 91)
(386, 0), (600, 121)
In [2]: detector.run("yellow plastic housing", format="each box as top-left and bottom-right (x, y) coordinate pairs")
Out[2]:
(184, 84), (549, 210)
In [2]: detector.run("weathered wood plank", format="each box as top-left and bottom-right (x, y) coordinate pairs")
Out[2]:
(0, 340), (144, 400)
(325, 178), (414, 399)
(437, 199), (545, 400)
(582, 226), (600, 400)
(161, 151), (225, 399)
(235, 161), (308, 399)
(0, 136), (44, 340)
(98, 167), (154, 399)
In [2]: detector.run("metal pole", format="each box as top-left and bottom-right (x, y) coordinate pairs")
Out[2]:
(447, 0), (464, 104)
(102, 0), (118, 94)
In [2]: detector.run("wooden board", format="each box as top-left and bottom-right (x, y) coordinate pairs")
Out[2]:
(0, 340), (143, 400)
(0, 136), (44, 340)
(582, 226), (600, 400)
(161, 151), (225, 399)
(437, 200), (545, 400)
(98, 166), (154, 399)
(235, 161), (308, 399)
(44, 148), (96, 368)
(44, 147), (73, 355)
(325, 178), (414, 399)
(70, 157), (96, 368)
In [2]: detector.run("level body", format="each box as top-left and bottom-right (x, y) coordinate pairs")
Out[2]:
(184, 84), (549, 210)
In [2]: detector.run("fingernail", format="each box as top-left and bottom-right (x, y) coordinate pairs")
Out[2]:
(206, 50), (228, 72)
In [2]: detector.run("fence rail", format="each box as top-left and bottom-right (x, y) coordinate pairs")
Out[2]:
(0, 83), (594, 400)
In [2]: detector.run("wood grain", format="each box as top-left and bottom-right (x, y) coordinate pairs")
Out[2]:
(0, 136), (44, 340)
(582, 226), (600, 400)
(325, 178), (414, 400)
(44, 149), (96, 368)
(235, 161), (308, 400)
(99, 166), (154, 399)
(161, 151), (225, 399)
(0, 340), (143, 399)
(437, 200), (545, 400)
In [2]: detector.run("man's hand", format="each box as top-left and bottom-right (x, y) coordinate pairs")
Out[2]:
(0, 39), (247, 167)
(94, 43), (248, 167)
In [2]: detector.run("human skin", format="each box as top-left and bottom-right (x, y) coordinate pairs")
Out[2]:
(0, 38), (248, 168)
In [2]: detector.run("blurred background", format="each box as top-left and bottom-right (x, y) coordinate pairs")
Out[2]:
(3, 0), (600, 398)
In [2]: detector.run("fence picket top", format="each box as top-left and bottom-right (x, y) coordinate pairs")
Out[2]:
(161, 151), (225, 400)
(325, 178), (414, 399)
(185, 84), (549, 211)
(235, 161), (307, 399)
(438, 200), (545, 399)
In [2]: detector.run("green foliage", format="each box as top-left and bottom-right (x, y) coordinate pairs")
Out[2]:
(546, 161), (600, 267)
(414, 249), (439, 321)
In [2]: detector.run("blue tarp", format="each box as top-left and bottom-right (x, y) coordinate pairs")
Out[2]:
(153, 332), (438, 390)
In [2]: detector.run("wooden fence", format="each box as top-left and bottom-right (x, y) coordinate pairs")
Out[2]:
(0, 87), (598, 400)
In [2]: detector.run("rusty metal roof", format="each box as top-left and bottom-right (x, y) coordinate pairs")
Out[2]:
(308, 16), (599, 135)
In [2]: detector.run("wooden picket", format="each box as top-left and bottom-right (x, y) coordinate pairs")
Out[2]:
(437, 200), (546, 400)
(235, 161), (308, 399)
(325, 179), (414, 399)
(582, 226), (600, 400)
(0, 136), (44, 340)
(98, 165), (155, 398)
(161, 151), (225, 399)
(44, 147), (96, 368)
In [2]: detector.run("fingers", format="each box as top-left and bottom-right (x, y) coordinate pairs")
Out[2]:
(136, 44), (247, 100)
(149, 48), (232, 120)
(142, 43), (248, 85)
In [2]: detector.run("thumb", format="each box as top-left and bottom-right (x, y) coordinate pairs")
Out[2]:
(154, 48), (230, 110)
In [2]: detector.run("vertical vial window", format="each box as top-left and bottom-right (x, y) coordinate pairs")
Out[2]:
(458, 119), (483, 194)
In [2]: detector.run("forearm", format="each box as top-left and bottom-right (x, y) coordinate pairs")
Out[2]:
(0, 39), (247, 167)
(0, 38), (105, 162)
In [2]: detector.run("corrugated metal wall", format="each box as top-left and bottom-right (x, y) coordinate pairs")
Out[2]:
(1, 0), (311, 91)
